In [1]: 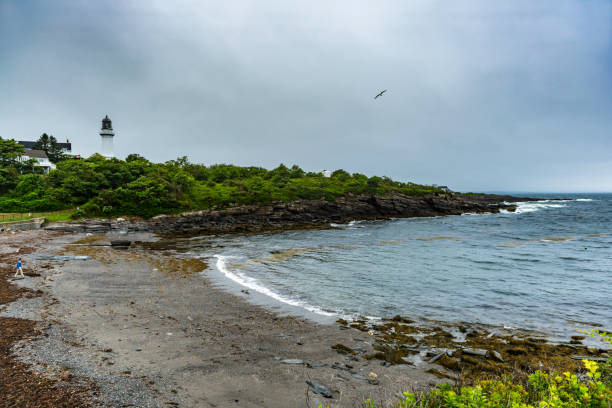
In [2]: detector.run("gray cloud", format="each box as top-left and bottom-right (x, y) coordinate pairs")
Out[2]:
(1, 0), (611, 192)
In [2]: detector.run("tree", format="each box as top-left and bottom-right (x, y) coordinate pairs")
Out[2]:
(33, 133), (65, 163)
(126, 153), (148, 163)
(0, 137), (25, 166)
(33, 133), (50, 152)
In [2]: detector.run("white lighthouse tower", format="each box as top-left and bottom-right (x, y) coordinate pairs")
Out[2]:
(100, 115), (115, 158)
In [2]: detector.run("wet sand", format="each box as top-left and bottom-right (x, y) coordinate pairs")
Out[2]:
(4, 231), (440, 407)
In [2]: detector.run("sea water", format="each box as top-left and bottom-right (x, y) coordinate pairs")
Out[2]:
(186, 194), (611, 341)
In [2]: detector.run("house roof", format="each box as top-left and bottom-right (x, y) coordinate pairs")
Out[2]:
(18, 141), (71, 150)
(23, 149), (49, 159)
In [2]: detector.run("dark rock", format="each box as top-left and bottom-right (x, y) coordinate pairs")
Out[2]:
(306, 363), (327, 369)
(46, 194), (534, 235)
(110, 240), (131, 247)
(332, 362), (349, 371)
(306, 380), (333, 398)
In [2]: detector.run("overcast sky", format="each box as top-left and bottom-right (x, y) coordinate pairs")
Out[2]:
(1, 1), (611, 192)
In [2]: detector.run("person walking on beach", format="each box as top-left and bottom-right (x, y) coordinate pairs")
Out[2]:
(15, 259), (24, 278)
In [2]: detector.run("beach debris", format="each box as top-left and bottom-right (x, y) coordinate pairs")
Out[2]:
(305, 380), (333, 398)
(280, 359), (304, 365)
(240, 289), (250, 294)
(187, 316), (194, 322)
(368, 373), (380, 384)
(352, 374), (366, 380)
(274, 356), (282, 361)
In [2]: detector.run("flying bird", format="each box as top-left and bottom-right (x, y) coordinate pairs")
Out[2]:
(374, 89), (387, 99)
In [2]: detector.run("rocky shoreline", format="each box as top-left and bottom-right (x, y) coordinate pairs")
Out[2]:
(44, 193), (534, 235)
(1, 229), (609, 407)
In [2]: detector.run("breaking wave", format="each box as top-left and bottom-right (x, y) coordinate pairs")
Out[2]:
(213, 255), (337, 317)
(515, 201), (567, 214)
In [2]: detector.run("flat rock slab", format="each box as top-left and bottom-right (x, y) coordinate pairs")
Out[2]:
(571, 356), (608, 362)
(462, 348), (488, 357)
(280, 359), (304, 365)
(32, 255), (91, 261)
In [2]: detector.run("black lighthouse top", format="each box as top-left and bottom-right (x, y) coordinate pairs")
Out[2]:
(101, 115), (113, 130)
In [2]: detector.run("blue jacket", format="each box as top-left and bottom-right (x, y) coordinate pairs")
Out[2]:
(16, 261), (22, 268)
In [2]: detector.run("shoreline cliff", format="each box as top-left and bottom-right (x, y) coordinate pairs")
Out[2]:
(44, 193), (538, 235)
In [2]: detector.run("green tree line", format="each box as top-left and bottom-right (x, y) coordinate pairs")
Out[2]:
(0, 144), (444, 218)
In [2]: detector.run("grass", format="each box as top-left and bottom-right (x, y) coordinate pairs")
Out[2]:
(0, 209), (75, 223)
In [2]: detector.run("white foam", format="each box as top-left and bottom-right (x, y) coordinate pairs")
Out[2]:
(213, 255), (337, 317)
(514, 201), (567, 214)
(331, 220), (364, 228)
(576, 198), (594, 202)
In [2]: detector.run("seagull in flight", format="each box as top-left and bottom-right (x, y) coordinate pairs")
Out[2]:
(374, 89), (387, 99)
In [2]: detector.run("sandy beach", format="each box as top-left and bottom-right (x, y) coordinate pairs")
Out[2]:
(1, 230), (440, 407)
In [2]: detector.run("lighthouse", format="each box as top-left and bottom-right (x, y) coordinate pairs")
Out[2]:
(100, 115), (115, 158)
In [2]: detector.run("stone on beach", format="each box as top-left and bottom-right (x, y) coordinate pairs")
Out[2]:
(486, 350), (504, 362)
(305, 380), (333, 398)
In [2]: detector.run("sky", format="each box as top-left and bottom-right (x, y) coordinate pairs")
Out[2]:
(1, 1), (611, 192)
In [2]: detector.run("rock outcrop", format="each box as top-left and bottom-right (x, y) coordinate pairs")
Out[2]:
(44, 193), (531, 235)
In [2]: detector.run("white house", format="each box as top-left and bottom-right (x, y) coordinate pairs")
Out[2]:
(321, 170), (332, 177)
(18, 149), (56, 174)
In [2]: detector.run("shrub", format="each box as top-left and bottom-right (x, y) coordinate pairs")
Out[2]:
(363, 360), (611, 408)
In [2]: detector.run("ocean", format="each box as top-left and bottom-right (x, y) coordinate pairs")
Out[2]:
(183, 194), (611, 342)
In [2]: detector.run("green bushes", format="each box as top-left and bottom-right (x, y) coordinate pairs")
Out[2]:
(361, 359), (611, 408)
(0, 154), (445, 218)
